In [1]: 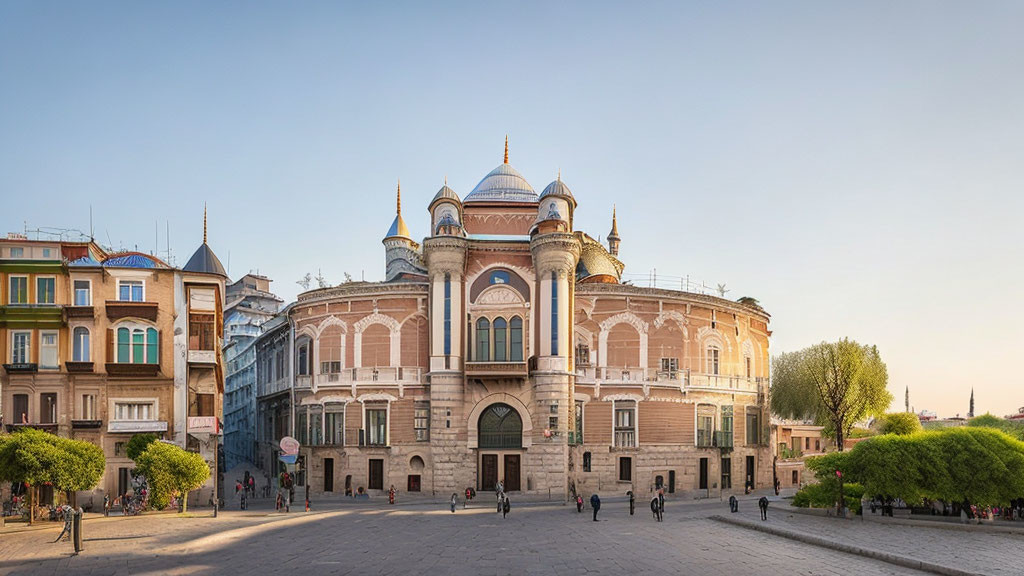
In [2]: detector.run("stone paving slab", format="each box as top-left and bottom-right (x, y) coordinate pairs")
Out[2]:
(0, 501), (931, 576)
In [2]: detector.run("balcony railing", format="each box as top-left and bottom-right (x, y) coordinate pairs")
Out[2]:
(464, 362), (528, 378)
(688, 373), (760, 393)
(106, 362), (160, 378)
(295, 375), (312, 389)
(0, 304), (64, 328)
(312, 367), (425, 386)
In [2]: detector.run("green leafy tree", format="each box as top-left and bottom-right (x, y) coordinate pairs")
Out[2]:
(135, 442), (210, 513)
(875, 412), (923, 436)
(967, 413), (1024, 441)
(771, 339), (891, 451)
(126, 433), (159, 461)
(0, 428), (105, 520)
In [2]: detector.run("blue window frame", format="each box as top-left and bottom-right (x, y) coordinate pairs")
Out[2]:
(489, 270), (511, 285)
(550, 272), (558, 355)
(443, 274), (451, 355)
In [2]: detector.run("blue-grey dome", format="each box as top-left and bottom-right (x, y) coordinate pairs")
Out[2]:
(539, 179), (576, 206)
(434, 212), (462, 234)
(464, 163), (537, 203)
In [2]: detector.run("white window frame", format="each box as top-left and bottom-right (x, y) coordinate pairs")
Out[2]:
(110, 397), (159, 422)
(73, 279), (92, 306)
(706, 346), (720, 375)
(35, 275), (57, 306)
(39, 330), (59, 369)
(10, 330), (31, 364)
(362, 401), (390, 447)
(8, 275), (28, 305)
(612, 399), (637, 448)
(72, 326), (91, 362)
(116, 279), (146, 302)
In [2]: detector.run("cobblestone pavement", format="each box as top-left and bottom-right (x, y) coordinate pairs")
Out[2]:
(726, 502), (1024, 576)
(0, 496), (935, 576)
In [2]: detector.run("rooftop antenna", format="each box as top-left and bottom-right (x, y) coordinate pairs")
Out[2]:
(227, 250), (231, 274)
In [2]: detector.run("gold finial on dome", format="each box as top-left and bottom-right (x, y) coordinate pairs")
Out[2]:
(504, 134), (509, 164)
(557, 168), (561, 182)
(203, 203), (208, 245)
(396, 179), (401, 215)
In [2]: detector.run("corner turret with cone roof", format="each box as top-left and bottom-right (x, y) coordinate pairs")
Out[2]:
(183, 204), (228, 277)
(383, 180), (427, 282)
(429, 176), (464, 237)
(533, 169), (575, 235)
(607, 205), (621, 256)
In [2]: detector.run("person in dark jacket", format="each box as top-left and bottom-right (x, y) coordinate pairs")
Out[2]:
(502, 497), (510, 519)
(651, 497), (662, 522)
(590, 494), (601, 521)
(628, 491), (635, 516)
(758, 496), (769, 520)
(729, 495), (738, 513)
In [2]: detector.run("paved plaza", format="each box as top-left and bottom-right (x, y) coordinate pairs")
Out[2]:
(0, 495), (1018, 576)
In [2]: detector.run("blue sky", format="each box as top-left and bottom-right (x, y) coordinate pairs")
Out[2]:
(2, 1), (1021, 418)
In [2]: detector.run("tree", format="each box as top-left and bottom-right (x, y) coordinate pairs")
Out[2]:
(771, 339), (891, 451)
(135, 442), (210, 513)
(0, 428), (105, 521)
(875, 412), (923, 436)
(126, 433), (158, 461)
(968, 413), (1024, 441)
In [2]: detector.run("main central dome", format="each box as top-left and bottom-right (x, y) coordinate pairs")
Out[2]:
(464, 163), (538, 203)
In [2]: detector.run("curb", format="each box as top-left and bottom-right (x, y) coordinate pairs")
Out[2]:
(709, 515), (983, 576)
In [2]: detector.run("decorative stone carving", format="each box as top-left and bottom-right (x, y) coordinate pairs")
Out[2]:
(599, 311), (649, 334)
(476, 285), (524, 305)
(354, 312), (401, 334)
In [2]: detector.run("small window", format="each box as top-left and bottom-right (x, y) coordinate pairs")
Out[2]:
(614, 401), (636, 448)
(489, 270), (510, 285)
(10, 247), (24, 258)
(118, 280), (144, 302)
(583, 451), (592, 472)
(660, 357), (678, 376)
(475, 318), (490, 362)
(618, 456), (632, 482)
(36, 277), (55, 305)
(575, 343), (590, 366)
(746, 410), (760, 445)
(114, 401), (154, 421)
(745, 356), (752, 378)
(40, 331), (58, 368)
(415, 404), (430, 442)
(11, 331), (31, 364)
(73, 280), (91, 306)
(707, 347), (720, 375)
(81, 394), (97, 420)
(42, 248), (52, 258)
(114, 442), (125, 457)
(196, 393), (214, 417)
(367, 406), (387, 446)
(9, 276), (28, 304)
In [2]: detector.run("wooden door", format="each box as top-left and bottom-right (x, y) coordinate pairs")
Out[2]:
(503, 454), (521, 492)
(368, 459), (384, 490)
(746, 455), (755, 489)
(324, 458), (334, 492)
(480, 454), (498, 491)
(699, 458), (708, 490)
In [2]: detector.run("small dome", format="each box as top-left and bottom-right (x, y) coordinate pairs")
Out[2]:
(465, 163), (537, 203)
(431, 185), (460, 206)
(539, 179), (576, 206)
(434, 212), (462, 235)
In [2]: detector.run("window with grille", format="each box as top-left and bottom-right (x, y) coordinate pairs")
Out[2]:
(614, 402), (636, 448)
(415, 404), (430, 442)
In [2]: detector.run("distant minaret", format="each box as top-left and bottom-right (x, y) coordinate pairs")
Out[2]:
(607, 205), (621, 256)
(905, 386), (909, 413)
(968, 388), (975, 419)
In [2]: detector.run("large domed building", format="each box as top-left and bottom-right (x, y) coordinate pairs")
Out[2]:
(260, 140), (772, 500)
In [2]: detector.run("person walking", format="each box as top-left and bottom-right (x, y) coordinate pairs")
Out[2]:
(450, 493), (458, 513)
(590, 494), (601, 522)
(248, 476), (256, 498)
(628, 491), (635, 516)
(576, 494), (584, 513)
(389, 485), (396, 505)
(658, 487), (665, 516)
(53, 505), (73, 543)
(502, 496), (510, 519)
(651, 497), (662, 522)
(758, 496), (769, 521)
(729, 495), (738, 513)
(103, 494), (110, 517)
(497, 491), (504, 514)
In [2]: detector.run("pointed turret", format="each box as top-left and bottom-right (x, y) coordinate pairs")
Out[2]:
(384, 180), (411, 240)
(382, 180), (425, 282)
(607, 205), (621, 256)
(183, 204), (227, 277)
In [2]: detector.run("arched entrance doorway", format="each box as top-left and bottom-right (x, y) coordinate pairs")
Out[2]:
(478, 403), (523, 492)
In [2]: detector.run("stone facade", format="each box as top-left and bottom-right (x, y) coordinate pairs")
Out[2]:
(259, 153), (772, 502)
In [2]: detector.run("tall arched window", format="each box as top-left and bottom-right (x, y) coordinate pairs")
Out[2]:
(443, 273), (451, 355)
(509, 316), (523, 362)
(476, 318), (490, 362)
(493, 317), (507, 362)
(73, 327), (90, 362)
(146, 328), (158, 364)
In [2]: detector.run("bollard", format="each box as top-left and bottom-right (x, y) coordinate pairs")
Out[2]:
(72, 507), (83, 554)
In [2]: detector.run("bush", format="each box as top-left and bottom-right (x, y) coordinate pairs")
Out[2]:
(875, 413), (922, 436)
(792, 482), (864, 513)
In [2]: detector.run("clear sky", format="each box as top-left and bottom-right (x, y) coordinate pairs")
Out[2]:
(2, 1), (1021, 419)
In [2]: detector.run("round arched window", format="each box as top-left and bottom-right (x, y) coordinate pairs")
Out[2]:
(478, 403), (523, 449)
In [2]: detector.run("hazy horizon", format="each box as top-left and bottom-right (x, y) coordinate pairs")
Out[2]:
(2, 1), (1021, 419)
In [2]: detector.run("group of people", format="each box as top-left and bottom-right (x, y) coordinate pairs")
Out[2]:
(235, 470), (257, 509)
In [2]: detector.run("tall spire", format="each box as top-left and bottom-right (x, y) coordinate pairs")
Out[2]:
(203, 203), (208, 245)
(384, 179), (411, 239)
(607, 204), (621, 256)
(905, 386), (909, 413)
(396, 179), (402, 215)
(504, 134), (509, 164)
(968, 388), (975, 419)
